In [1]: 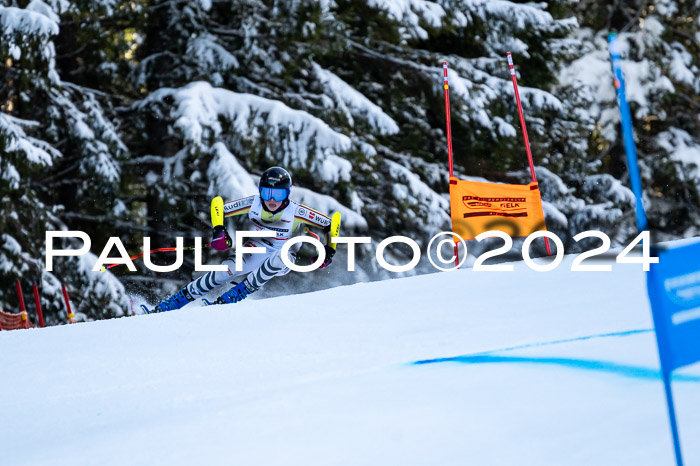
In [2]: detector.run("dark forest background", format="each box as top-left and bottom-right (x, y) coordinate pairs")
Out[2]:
(1, 0), (698, 323)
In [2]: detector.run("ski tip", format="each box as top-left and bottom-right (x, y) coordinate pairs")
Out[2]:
(201, 298), (214, 306)
(140, 304), (152, 314)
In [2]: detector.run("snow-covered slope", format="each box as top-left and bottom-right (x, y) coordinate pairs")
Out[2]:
(1, 254), (699, 466)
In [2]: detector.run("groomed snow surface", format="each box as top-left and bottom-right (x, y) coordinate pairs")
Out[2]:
(2, 254), (699, 465)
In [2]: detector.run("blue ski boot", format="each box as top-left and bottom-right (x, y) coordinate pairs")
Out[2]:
(148, 288), (194, 313)
(215, 281), (255, 304)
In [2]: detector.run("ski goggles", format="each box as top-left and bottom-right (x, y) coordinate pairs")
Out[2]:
(259, 187), (290, 202)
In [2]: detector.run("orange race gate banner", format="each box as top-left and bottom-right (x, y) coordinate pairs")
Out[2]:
(449, 177), (547, 241)
(0, 310), (34, 331)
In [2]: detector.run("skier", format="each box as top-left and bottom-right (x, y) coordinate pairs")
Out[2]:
(147, 167), (336, 313)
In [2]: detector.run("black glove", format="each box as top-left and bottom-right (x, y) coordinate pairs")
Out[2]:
(211, 225), (232, 251)
(317, 245), (335, 269)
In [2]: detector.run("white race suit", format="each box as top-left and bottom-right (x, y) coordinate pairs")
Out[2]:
(185, 194), (332, 300)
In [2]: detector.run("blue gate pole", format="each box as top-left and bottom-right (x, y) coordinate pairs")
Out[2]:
(608, 33), (648, 232)
(662, 372), (684, 466)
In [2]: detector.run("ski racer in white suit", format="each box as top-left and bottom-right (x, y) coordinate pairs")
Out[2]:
(148, 167), (335, 313)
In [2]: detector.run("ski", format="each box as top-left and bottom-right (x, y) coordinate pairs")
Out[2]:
(201, 298), (216, 306)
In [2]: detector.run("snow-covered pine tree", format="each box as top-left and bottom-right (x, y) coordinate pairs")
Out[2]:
(4, 0), (697, 318)
(1, 1), (130, 323)
(559, 0), (700, 242)
(126, 0), (601, 300)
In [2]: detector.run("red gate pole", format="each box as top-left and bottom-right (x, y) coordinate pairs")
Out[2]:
(16, 280), (31, 328)
(62, 284), (76, 324)
(443, 62), (462, 267)
(16, 280), (26, 313)
(443, 62), (454, 178)
(506, 52), (552, 256)
(33, 284), (44, 328)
